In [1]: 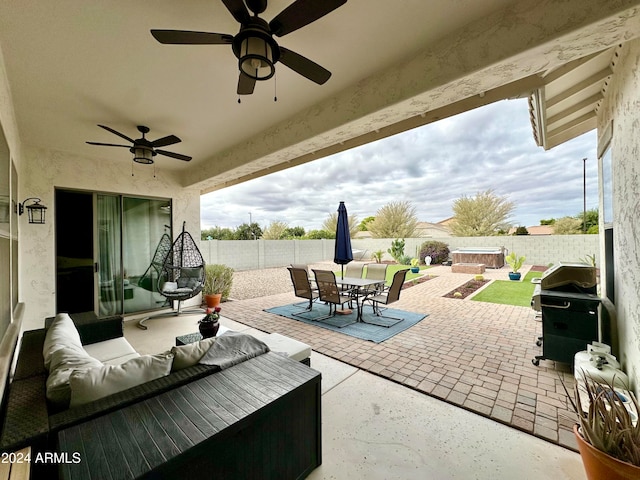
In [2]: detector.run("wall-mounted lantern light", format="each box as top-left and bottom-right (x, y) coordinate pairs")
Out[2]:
(18, 197), (47, 224)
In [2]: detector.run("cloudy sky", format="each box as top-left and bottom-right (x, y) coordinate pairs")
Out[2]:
(201, 98), (598, 232)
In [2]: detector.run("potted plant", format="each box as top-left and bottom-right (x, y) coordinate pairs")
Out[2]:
(505, 251), (525, 280)
(199, 306), (221, 338)
(410, 258), (420, 273)
(203, 264), (234, 308)
(563, 373), (640, 479)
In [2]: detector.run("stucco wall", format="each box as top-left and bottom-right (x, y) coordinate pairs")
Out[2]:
(19, 146), (201, 331)
(597, 38), (640, 392)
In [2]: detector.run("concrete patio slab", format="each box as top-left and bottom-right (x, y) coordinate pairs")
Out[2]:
(307, 368), (585, 480)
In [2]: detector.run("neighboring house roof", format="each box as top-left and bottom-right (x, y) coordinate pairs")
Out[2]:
(415, 221), (452, 237)
(353, 222), (452, 239)
(437, 217), (456, 227)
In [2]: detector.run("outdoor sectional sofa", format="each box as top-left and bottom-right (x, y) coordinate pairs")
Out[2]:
(0, 312), (321, 479)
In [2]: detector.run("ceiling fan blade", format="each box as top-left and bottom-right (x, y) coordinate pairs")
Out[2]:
(150, 30), (232, 45)
(237, 72), (256, 95)
(221, 0), (251, 24)
(270, 0), (347, 37)
(279, 47), (331, 84)
(97, 124), (135, 143)
(156, 150), (192, 162)
(86, 142), (131, 148)
(151, 135), (181, 148)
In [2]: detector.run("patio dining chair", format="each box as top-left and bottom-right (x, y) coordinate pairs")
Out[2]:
(287, 266), (319, 316)
(363, 263), (388, 294)
(363, 268), (409, 327)
(344, 262), (365, 279)
(312, 269), (357, 326)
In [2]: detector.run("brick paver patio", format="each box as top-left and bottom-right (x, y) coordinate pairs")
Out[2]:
(220, 264), (579, 451)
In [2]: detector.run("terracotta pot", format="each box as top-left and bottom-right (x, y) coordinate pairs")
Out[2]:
(204, 293), (222, 308)
(573, 424), (640, 480)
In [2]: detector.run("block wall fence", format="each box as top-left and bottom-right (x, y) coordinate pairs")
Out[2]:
(199, 235), (599, 271)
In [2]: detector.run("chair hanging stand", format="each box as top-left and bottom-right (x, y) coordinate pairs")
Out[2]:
(138, 222), (206, 330)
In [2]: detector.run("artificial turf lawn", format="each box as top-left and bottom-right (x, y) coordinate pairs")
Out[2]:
(471, 270), (543, 307)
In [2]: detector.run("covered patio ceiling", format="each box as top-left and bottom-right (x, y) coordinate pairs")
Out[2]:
(1, 1), (640, 193)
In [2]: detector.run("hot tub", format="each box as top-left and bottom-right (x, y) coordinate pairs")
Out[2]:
(451, 247), (505, 269)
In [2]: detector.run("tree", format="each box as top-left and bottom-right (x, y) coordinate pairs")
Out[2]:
(201, 226), (234, 240)
(234, 222), (263, 240)
(553, 216), (582, 235)
(367, 201), (418, 238)
(358, 216), (375, 231)
(540, 218), (556, 226)
(322, 212), (360, 238)
(513, 226), (529, 235)
(305, 229), (335, 239)
(284, 226), (305, 238)
(580, 208), (599, 233)
(450, 189), (514, 236)
(262, 221), (289, 240)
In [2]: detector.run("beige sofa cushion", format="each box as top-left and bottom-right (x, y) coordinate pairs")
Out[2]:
(83, 337), (139, 364)
(42, 313), (83, 370)
(45, 345), (103, 409)
(69, 353), (174, 407)
(170, 337), (217, 371)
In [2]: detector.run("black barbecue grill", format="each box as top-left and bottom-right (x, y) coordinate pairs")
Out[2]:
(531, 263), (600, 366)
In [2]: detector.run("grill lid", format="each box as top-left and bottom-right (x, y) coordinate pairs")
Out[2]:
(540, 262), (597, 291)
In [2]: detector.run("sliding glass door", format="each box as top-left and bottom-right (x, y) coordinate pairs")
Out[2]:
(121, 197), (170, 314)
(58, 191), (170, 317)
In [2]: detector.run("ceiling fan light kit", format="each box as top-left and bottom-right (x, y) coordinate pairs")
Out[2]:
(132, 146), (154, 164)
(235, 20), (278, 80)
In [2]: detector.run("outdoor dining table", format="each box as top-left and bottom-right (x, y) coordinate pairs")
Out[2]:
(335, 276), (383, 322)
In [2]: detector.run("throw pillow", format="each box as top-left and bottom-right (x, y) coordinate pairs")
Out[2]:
(43, 313), (83, 370)
(161, 281), (178, 293)
(171, 337), (216, 372)
(69, 353), (174, 407)
(45, 345), (103, 409)
(177, 267), (201, 289)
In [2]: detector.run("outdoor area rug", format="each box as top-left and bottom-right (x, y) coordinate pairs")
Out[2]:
(265, 302), (428, 343)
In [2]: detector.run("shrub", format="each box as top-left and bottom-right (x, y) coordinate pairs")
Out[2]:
(371, 250), (384, 263)
(398, 255), (412, 265)
(387, 238), (406, 263)
(419, 240), (450, 264)
(203, 264), (234, 301)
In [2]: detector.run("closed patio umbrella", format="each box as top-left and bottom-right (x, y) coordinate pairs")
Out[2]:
(334, 201), (353, 279)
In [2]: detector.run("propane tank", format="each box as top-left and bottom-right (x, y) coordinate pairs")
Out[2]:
(574, 342), (629, 388)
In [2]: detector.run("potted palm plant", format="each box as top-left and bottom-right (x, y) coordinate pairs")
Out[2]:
(563, 373), (640, 479)
(202, 264), (234, 308)
(505, 251), (525, 280)
(410, 258), (420, 273)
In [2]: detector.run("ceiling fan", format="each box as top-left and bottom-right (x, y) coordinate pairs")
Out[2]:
(150, 0), (347, 95)
(86, 125), (192, 164)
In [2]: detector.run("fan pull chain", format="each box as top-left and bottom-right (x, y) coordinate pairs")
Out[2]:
(274, 72), (277, 102)
(131, 160), (134, 177)
(238, 97), (241, 104)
